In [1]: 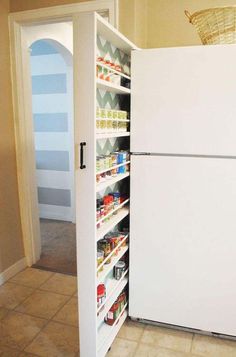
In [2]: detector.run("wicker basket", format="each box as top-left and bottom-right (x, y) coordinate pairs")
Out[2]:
(185, 7), (236, 45)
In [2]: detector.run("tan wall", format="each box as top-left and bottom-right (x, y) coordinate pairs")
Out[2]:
(118, 0), (147, 48)
(0, 0), (24, 273)
(10, 0), (88, 11)
(147, 0), (236, 48)
(10, 0), (144, 47)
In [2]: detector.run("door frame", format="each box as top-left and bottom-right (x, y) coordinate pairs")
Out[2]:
(9, 0), (119, 266)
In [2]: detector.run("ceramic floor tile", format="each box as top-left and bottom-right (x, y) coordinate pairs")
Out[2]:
(118, 318), (145, 342)
(10, 268), (53, 289)
(39, 273), (77, 296)
(134, 343), (194, 357)
(25, 321), (79, 357)
(0, 307), (9, 320)
(108, 337), (138, 357)
(141, 326), (193, 353)
(191, 334), (236, 357)
(0, 346), (20, 357)
(0, 311), (47, 351)
(0, 283), (34, 309)
(53, 297), (78, 327)
(15, 290), (69, 320)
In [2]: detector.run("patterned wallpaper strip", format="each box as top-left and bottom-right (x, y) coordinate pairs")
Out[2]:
(32, 74), (67, 95)
(31, 40), (72, 212)
(34, 113), (68, 132)
(38, 187), (71, 207)
(36, 151), (70, 172)
(97, 35), (130, 74)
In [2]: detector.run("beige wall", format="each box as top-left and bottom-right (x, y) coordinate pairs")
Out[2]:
(118, 0), (147, 48)
(146, 0), (236, 48)
(0, 0), (24, 273)
(10, 0), (145, 47)
(10, 0), (90, 11)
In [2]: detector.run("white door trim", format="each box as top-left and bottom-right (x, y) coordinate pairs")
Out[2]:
(9, 0), (117, 267)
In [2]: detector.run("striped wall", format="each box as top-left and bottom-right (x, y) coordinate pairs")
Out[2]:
(30, 40), (74, 222)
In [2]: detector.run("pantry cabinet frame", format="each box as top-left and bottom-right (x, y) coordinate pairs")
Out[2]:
(8, 0), (119, 268)
(75, 11), (137, 357)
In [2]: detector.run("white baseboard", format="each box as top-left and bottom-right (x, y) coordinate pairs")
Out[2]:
(0, 257), (27, 286)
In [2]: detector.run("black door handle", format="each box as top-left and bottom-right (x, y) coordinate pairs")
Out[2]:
(80, 142), (86, 169)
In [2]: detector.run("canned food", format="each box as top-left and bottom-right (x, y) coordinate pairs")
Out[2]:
(112, 110), (118, 119)
(114, 261), (126, 280)
(98, 239), (111, 264)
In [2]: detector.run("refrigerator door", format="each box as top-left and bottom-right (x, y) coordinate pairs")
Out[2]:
(131, 45), (236, 156)
(129, 155), (236, 335)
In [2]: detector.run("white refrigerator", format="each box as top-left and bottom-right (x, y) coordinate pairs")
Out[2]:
(129, 45), (236, 336)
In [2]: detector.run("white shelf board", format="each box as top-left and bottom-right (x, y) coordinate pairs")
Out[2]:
(97, 307), (128, 356)
(96, 62), (131, 80)
(97, 161), (130, 176)
(97, 273), (128, 325)
(97, 207), (129, 241)
(97, 78), (130, 94)
(96, 132), (130, 140)
(96, 172), (130, 192)
(96, 13), (138, 55)
(97, 242), (129, 284)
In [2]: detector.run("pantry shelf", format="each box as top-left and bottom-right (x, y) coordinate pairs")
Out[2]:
(96, 199), (129, 226)
(96, 62), (131, 80)
(97, 78), (131, 94)
(97, 207), (129, 241)
(97, 306), (128, 356)
(97, 161), (130, 176)
(96, 172), (130, 192)
(97, 273), (128, 326)
(97, 239), (129, 284)
(96, 132), (130, 140)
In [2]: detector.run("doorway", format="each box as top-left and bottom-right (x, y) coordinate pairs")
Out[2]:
(26, 24), (76, 275)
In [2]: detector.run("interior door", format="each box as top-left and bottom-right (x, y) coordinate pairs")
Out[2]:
(129, 155), (236, 336)
(131, 45), (236, 156)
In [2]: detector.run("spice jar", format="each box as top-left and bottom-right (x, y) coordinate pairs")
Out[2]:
(105, 300), (120, 325)
(97, 250), (104, 273)
(100, 109), (107, 133)
(114, 261), (126, 280)
(97, 284), (106, 309)
(98, 239), (111, 264)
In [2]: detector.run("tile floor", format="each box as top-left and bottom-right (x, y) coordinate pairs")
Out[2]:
(1, 268), (236, 357)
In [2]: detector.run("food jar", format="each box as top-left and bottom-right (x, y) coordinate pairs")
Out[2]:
(98, 239), (111, 264)
(97, 250), (104, 273)
(100, 109), (107, 133)
(105, 300), (120, 325)
(97, 284), (106, 309)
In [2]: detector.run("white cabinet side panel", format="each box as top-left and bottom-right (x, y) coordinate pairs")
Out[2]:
(74, 13), (97, 357)
(131, 45), (236, 156)
(129, 155), (236, 336)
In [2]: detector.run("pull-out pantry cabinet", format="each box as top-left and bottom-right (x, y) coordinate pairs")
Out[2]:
(75, 12), (137, 357)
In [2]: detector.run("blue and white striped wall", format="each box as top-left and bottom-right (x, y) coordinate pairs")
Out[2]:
(30, 40), (74, 222)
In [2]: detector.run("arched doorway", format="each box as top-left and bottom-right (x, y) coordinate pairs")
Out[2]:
(29, 38), (76, 275)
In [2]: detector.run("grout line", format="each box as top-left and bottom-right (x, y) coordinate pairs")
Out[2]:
(190, 333), (195, 353)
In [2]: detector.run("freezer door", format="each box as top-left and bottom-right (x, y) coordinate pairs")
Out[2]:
(131, 45), (236, 156)
(129, 155), (236, 335)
